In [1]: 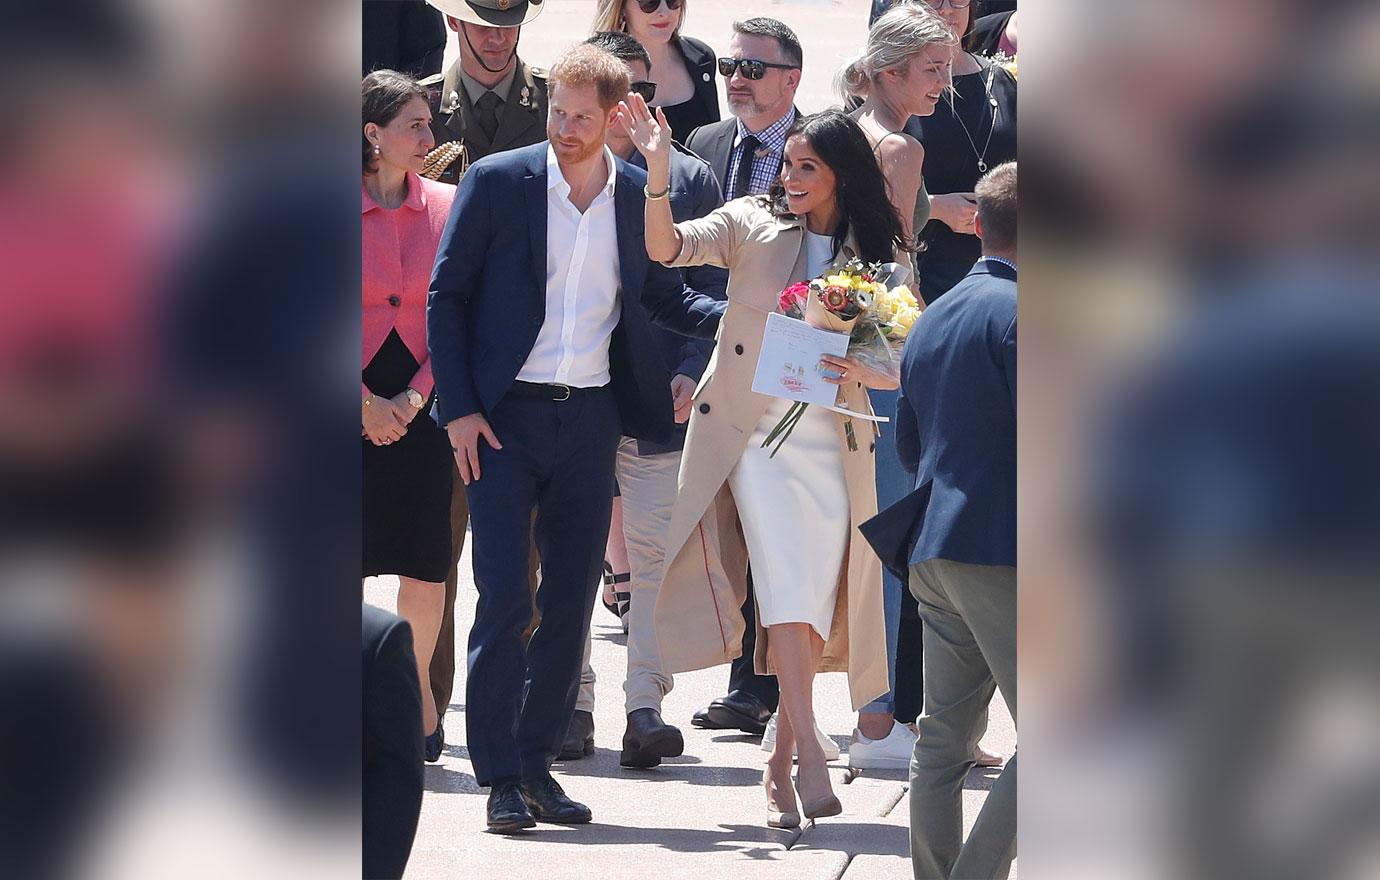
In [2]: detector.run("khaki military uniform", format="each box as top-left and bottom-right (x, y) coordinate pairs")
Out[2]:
(419, 58), (548, 184)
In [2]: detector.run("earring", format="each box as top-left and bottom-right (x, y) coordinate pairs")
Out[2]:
(372, 143), (381, 155)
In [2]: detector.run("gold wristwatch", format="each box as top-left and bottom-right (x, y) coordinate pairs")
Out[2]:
(404, 388), (426, 410)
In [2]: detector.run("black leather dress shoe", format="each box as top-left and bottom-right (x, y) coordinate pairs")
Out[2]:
(690, 690), (772, 735)
(557, 709), (595, 760)
(621, 708), (685, 768)
(519, 775), (592, 824)
(486, 782), (537, 834)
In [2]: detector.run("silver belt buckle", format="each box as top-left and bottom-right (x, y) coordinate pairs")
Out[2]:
(551, 383), (572, 402)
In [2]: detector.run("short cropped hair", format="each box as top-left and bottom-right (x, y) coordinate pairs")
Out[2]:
(585, 31), (651, 72)
(975, 161), (1017, 251)
(548, 43), (631, 111)
(732, 17), (803, 69)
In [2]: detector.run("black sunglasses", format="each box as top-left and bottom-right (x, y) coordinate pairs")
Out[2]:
(630, 80), (657, 103)
(634, 0), (682, 13)
(717, 57), (799, 80)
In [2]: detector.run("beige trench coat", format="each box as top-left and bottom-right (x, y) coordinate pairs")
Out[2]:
(652, 197), (890, 711)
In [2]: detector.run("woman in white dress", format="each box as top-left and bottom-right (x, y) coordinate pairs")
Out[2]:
(619, 101), (907, 827)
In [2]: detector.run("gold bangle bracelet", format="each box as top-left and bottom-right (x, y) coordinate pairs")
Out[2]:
(644, 184), (670, 201)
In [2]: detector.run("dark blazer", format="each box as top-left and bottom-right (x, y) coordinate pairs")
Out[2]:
(891, 259), (1016, 568)
(362, 604), (423, 880)
(659, 35), (721, 142)
(427, 143), (725, 445)
(626, 142), (728, 455)
(363, 0), (445, 79)
(684, 117), (738, 192)
(685, 107), (798, 196)
(420, 58), (549, 184)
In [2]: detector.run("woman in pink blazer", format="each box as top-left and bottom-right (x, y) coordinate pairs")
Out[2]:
(362, 70), (455, 758)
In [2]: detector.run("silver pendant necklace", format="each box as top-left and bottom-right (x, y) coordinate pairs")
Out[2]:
(947, 58), (999, 173)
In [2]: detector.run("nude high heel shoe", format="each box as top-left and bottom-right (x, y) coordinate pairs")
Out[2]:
(796, 770), (842, 820)
(764, 767), (800, 829)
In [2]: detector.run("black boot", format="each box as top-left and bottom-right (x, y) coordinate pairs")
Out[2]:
(557, 709), (595, 760)
(620, 708), (685, 768)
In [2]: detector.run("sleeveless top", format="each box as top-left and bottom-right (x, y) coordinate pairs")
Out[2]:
(869, 128), (928, 283)
(871, 129), (931, 235)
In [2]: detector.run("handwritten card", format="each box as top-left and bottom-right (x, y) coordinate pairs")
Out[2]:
(751, 312), (890, 422)
(751, 312), (850, 405)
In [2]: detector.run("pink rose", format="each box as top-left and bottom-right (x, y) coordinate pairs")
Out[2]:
(778, 282), (809, 314)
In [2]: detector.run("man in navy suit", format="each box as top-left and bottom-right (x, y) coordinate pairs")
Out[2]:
(427, 44), (722, 834)
(893, 161), (1017, 878)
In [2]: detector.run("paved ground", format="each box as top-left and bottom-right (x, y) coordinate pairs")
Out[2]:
(366, 542), (1014, 880)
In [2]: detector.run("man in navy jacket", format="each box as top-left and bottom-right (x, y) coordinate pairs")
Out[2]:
(426, 45), (722, 834)
(892, 162), (1017, 879)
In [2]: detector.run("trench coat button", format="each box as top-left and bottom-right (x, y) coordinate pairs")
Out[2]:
(703, 72), (712, 82)
(734, 344), (744, 355)
(387, 295), (401, 307)
(869, 441), (876, 452)
(698, 403), (711, 414)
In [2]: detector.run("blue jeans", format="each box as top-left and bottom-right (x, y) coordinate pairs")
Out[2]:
(862, 387), (911, 715)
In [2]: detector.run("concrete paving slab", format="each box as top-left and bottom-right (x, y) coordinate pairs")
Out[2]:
(366, 521), (1013, 880)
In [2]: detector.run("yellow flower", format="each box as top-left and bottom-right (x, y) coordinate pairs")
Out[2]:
(888, 285), (918, 309)
(894, 306), (919, 335)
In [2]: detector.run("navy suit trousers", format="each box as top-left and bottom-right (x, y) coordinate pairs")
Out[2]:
(463, 388), (621, 786)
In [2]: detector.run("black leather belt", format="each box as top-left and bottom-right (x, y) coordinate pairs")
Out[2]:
(509, 381), (603, 402)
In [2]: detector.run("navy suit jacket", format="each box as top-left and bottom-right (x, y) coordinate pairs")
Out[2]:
(889, 259), (1017, 569)
(427, 143), (725, 445)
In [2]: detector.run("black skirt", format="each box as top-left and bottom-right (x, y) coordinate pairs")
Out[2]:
(363, 330), (452, 582)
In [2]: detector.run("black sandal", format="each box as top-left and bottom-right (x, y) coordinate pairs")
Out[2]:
(601, 563), (631, 632)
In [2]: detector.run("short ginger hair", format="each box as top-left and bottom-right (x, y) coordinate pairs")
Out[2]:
(548, 43), (631, 111)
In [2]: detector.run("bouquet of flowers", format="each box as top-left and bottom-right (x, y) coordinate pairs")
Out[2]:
(762, 258), (922, 457)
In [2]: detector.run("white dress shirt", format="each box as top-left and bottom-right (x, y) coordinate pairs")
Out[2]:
(517, 145), (622, 387)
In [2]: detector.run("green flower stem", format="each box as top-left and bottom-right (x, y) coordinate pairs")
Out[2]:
(761, 401), (808, 458)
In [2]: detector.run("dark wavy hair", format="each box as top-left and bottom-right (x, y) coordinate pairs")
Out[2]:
(363, 69), (427, 173)
(766, 110), (908, 265)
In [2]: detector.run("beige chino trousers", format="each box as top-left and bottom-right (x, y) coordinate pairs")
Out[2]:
(577, 438), (681, 714)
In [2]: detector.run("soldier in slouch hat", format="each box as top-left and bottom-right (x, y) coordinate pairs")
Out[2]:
(419, 0), (549, 183)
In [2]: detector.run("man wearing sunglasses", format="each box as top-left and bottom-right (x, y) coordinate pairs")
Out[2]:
(682, 18), (802, 203)
(679, 17), (803, 738)
(420, 0), (550, 185)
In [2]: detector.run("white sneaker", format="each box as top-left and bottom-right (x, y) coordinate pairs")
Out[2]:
(847, 721), (918, 770)
(760, 713), (841, 762)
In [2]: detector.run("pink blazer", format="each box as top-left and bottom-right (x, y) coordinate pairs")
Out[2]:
(362, 172), (455, 400)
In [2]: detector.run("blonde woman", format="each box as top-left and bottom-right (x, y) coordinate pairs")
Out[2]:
(838, 2), (957, 270)
(591, 0), (719, 138)
(839, 3), (1006, 773)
